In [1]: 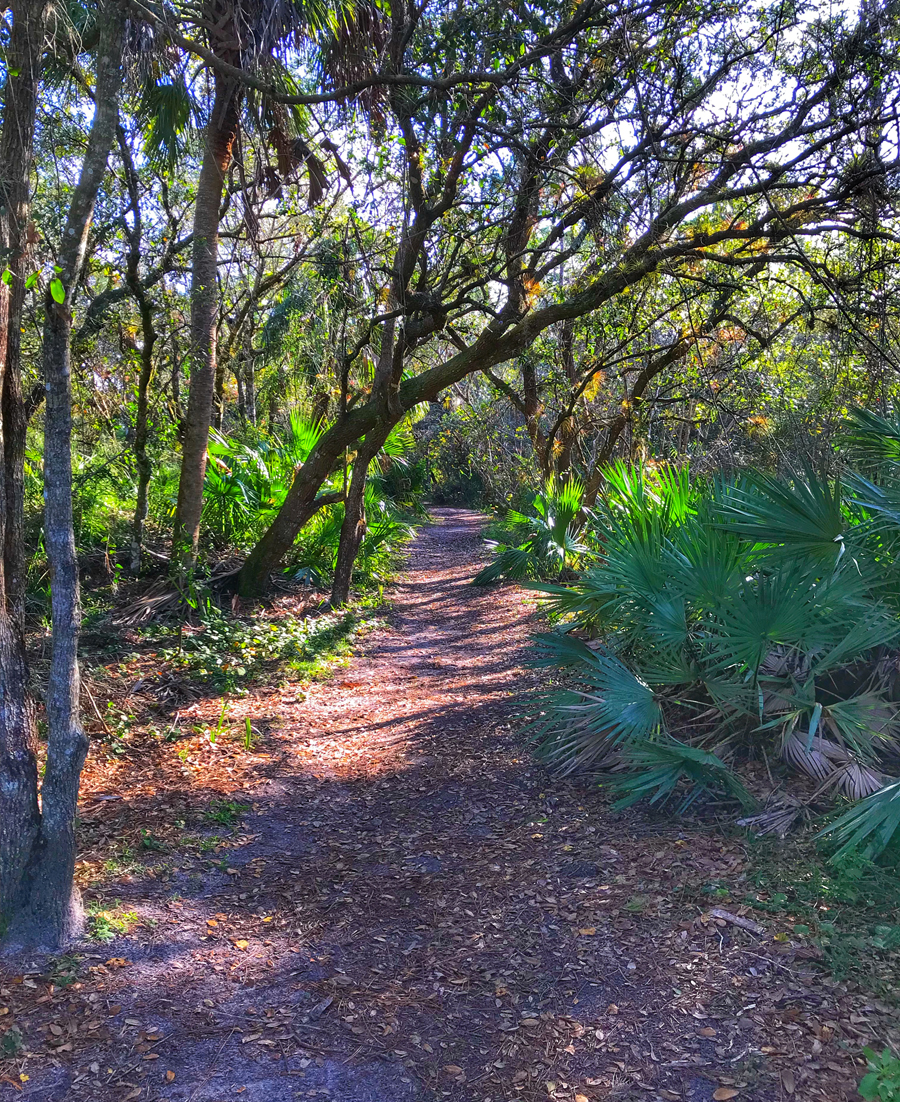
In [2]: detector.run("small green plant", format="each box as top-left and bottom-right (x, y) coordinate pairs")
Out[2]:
(859, 1047), (900, 1101)
(102, 844), (141, 877)
(1, 1026), (24, 1057)
(47, 954), (81, 987)
(99, 702), (134, 755)
(204, 799), (249, 826)
(243, 716), (255, 750)
(207, 700), (229, 745)
(87, 903), (139, 942)
(743, 841), (900, 991)
(474, 477), (589, 585)
(154, 607), (377, 690)
(140, 830), (169, 852)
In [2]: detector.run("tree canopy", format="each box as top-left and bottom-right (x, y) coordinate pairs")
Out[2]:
(0, 0), (899, 947)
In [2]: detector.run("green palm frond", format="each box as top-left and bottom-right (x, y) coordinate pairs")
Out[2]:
(667, 518), (749, 610)
(645, 594), (689, 650)
(843, 407), (900, 467)
(473, 545), (541, 585)
(844, 469), (900, 528)
(531, 654), (663, 775)
(717, 468), (846, 564)
(819, 781), (900, 860)
(823, 694), (900, 763)
(613, 740), (755, 813)
(284, 410), (325, 463)
(709, 566), (815, 674)
(136, 74), (194, 171)
(598, 460), (696, 532)
(530, 632), (606, 668)
(473, 477), (588, 584)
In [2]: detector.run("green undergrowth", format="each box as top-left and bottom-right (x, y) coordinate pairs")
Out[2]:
(142, 599), (384, 692)
(86, 901), (139, 943)
(735, 837), (900, 998)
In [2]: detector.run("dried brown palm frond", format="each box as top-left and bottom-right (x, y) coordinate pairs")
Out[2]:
(780, 730), (836, 781)
(814, 761), (885, 801)
(738, 797), (807, 838)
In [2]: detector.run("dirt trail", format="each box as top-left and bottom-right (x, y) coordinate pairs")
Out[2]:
(4, 510), (873, 1102)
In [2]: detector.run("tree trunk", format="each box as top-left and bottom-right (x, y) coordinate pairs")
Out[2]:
(171, 73), (242, 571)
(119, 128), (158, 575)
(244, 344), (257, 425)
(239, 311), (257, 426)
(1, 0), (48, 627)
(130, 298), (157, 574)
(213, 351), (225, 431)
(0, 0), (49, 935)
(330, 425), (391, 606)
(4, 0), (125, 949)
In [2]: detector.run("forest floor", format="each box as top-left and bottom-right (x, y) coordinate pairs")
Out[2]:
(2, 509), (899, 1102)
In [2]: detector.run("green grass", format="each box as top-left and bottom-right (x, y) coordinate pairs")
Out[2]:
(146, 605), (383, 692)
(101, 844), (142, 878)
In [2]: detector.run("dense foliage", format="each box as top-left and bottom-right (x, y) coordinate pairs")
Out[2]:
(500, 412), (900, 858)
(1, 0), (900, 951)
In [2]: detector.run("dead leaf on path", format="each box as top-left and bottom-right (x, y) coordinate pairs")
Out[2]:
(308, 995), (333, 1020)
(575, 1095), (589, 1102)
(165, 1071), (175, 1082)
(782, 1069), (796, 1095)
(713, 1090), (739, 1100)
(578, 927), (596, 936)
(443, 1065), (463, 1075)
(234, 939), (249, 950)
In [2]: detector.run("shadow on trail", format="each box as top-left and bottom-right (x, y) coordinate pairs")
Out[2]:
(4, 510), (811, 1102)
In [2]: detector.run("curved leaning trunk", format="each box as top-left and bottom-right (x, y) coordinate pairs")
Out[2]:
(237, 403), (380, 596)
(172, 73), (242, 570)
(330, 424), (392, 607)
(3, 0), (125, 949)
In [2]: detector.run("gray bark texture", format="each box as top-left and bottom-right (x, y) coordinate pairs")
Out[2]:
(4, 0), (126, 950)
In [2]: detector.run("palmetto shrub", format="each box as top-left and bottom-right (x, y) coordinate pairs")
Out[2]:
(473, 477), (589, 584)
(530, 418), (900, 859)
(203, 412), (325, 546)
(201, 415), (418, 586)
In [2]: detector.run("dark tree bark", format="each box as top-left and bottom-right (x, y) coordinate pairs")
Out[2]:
(330, 424), (392, 606)
(119, 128), (158, 574)
(4, 0), (126, 949)
(130, 298), (157, 575)
(243, 340), (257, 425)
(1, 0), (47, 628)
(0, 0), (49, 934)
(171, 72), (242, 570)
